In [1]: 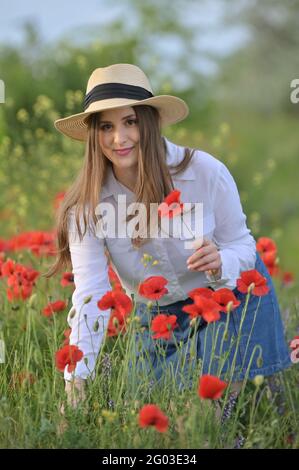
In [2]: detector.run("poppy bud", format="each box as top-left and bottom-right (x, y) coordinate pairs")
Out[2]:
(93, 320), (99, 332)
(83, 295), (93, 304)
(256, 356), (263, 368)
(69, 307), (76, 319)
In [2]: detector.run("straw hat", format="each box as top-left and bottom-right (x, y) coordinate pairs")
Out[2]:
(54, 63), (189, 141)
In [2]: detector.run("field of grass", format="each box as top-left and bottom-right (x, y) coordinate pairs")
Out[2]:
(0, 100), (298, 449)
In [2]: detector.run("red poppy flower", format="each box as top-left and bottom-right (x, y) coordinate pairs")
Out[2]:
(198, 374), (228, 400)
(138, 404), (169, 432)
(43, 300), (67, 317)
(281, 271), (295, 287)
(261, 250), (280, 277)
(151, 314), (178, 340)
(256, 237), (277, 254)
(108, 265), (124, 291)
(138, 276), (169, 300)
(182, 295), (222, 323)
(158, 189), (184, 219)
(61, 272), (74, 287)
(236, 269), (269, 296)
(211, 288), (241, 313)
(1, 258), (16, 277)
(97, 290), (133, 316)
(187, 287), (214, 300)
(55, 344), (83, 373)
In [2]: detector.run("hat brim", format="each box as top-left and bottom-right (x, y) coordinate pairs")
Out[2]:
(54, 95), (189, 141)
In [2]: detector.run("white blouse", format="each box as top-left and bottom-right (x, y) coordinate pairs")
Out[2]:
(64, 137), (256, 381)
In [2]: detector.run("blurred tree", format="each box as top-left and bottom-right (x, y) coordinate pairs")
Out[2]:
(0, 0), (223, 145)
(215, 0), (299, 114)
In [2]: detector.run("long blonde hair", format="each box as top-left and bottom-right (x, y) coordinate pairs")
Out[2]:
(42, 105), (195, 279)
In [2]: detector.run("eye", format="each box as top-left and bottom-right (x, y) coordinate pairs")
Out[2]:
(100, 124), (111, 131)
(100, 119), (137, 131)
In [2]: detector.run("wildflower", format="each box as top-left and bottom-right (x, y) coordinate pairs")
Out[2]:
(61, 272), (74, 287)
(253, 375), (264, 387)
(55, 344), (83, 373)
(281, 271), (295, 287)
(256, 237), (279, 276)
(198, 374), (228, 400)
(98, 290), (133, 316)
(236, 269), (269, 296)
(138, 404), (169, 432)
(211, 288), (241, 313)
(43, 300), (67, 317)
(108, 265), (124, 291)
(182, 295), (222, 323)
(256, 237), (277, 254)
(138, 276), (169, 300)
(187, 287), (214, 300)
(151, 314), (178, 340)
(158, 189), (184, 219)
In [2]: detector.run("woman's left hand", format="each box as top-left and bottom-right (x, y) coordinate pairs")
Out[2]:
(187, 238), (222, 277)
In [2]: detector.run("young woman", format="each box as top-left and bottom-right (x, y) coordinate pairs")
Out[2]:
(45, 63), (292, 412)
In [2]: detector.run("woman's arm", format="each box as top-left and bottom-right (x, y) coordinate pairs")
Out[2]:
(64, 208), (112, 383)
(209, 162), (257, 289)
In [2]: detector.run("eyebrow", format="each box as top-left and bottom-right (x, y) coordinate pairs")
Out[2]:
(99, 114), (136, 124)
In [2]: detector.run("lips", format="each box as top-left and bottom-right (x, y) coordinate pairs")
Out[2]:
(115, 147), (134, 156)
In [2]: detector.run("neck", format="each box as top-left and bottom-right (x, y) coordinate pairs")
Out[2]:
(112, 165), (137, 193)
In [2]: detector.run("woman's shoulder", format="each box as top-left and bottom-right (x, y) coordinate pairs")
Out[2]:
(164, 136), (223, 178)
(190, 147), (223, 175)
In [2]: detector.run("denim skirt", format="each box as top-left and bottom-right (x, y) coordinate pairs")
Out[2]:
(127, 251), (292, 393)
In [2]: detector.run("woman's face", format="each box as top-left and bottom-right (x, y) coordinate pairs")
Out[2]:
(98, 106), (140, 172)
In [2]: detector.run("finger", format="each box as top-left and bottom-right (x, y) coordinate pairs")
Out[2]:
(187, 246), (211, 264)
(188, 253), (217, 269)
(200, 262), (220, 272)
(189, 259), (220, 272)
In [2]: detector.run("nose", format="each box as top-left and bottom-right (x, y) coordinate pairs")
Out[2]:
(113, 125), (129, 146)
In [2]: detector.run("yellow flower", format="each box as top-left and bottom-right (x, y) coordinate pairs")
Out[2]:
(16, 109), (29, 123)
(219, 122), (230, 136)
(253, 375), (264, 387)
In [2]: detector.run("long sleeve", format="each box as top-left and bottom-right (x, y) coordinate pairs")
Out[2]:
(64, 208), (112, 382)
(206, 162), (256, 290)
